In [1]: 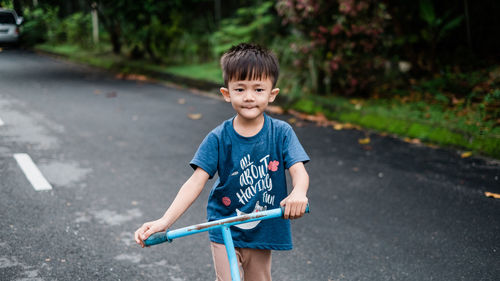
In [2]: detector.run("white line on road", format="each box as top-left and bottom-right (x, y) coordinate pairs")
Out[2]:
(0, 117), (4, 126)
(13, 153), (52, 191)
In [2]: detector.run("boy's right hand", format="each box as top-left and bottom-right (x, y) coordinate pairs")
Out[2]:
(134, 218), (169, 248)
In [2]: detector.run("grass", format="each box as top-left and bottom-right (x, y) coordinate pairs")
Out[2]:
(36, 43), (223, 84)
(36, 43), (120, 69)
(290, 95), (500, 157)
(34, 43), (500, 158)
(162, 62), (223, 84)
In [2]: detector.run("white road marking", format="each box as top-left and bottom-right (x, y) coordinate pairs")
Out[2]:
(13, 153), (52, 191)
(0, 117), (4, 126)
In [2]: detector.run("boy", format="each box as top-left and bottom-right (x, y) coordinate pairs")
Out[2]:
(135, 43), (310, 281)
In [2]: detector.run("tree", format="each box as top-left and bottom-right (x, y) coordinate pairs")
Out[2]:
(276, 0), (392, 96)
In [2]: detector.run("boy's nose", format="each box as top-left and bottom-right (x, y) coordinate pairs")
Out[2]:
(243, 92), (255, 101)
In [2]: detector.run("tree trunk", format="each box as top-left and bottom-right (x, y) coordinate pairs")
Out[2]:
(145, 32), (160, 63)
(110, 23), (121, 54)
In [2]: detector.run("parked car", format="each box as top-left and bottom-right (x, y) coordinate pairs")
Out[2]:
(0, 9), (23, 44)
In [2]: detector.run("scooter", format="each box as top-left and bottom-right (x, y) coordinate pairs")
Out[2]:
(144, 205), (310, 281)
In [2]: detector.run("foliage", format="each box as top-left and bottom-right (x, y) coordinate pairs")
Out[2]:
(141, 14), (182, 61)
(417, 0), (464, 71)
(211, 1), (278, 56)
(61, 12), (92, 47)
(0, 0), (13, 8)
(276, 0), (392, 97)
(386, 0), (470, 75)
(19, 5), (92, 47)
(382, 66), (500, 123)
(270, 34), (313, 100)
(289, 94), (500, 157)
(168, 32), (212, 64)
(19, 6), (60, 46)
(419, 0), (463, 43)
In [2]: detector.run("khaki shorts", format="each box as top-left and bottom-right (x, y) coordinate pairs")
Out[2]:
(210, 242), (272, 281)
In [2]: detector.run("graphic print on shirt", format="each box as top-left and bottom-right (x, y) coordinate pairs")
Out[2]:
(234, 201), (267, 229)
(232, 154), (278, 230)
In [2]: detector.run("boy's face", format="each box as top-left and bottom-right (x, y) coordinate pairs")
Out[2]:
(220, 77), (279, 122)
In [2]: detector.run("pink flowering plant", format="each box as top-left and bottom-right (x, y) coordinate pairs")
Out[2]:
(276, 0), (392, 96)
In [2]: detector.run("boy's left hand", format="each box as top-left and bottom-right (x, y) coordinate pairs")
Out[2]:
(280, 191), (308, 219)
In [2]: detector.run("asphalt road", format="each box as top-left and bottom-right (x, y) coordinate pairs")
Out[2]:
(0, 49), (499, 281)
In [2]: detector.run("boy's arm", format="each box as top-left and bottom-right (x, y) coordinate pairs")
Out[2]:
(134, 167), (210, 247)
(280, 161), (309, 219)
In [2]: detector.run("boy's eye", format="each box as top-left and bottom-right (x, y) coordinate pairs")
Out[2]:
(256, 89), (264, 93)
(235, 88), (244, 92)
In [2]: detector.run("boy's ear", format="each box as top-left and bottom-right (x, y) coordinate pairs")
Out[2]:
(220, 87), (231, 102)
(269, 88), (280, 102)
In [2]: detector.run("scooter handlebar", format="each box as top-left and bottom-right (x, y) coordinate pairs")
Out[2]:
(143, 204), (309, 247)
(144, 231), (170, 247)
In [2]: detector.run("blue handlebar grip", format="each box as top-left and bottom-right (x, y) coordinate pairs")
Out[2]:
(144, 231), (170, 246)
(280, 203), (310, 217)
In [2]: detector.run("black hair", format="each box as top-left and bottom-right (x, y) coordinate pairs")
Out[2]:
(220, 43), (279, 87)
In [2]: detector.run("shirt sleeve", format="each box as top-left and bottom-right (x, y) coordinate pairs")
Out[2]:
(190, 132), (219, 178)
(283, 125), (310, 169)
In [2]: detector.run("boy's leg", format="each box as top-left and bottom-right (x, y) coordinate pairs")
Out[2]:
(210, 242), (244, 281)
(240, 247), (272, 281)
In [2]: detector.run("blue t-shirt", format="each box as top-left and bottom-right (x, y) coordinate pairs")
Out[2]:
(190, 114), (310, 250)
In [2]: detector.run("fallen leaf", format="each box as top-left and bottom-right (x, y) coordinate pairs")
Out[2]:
(288, 118), (297, 124)
(115, 73), (148, 81)
(188, 113), (202, 120)
(127, 74), (148, 81)
(352, 167), (359, 172)
(106, 91), (117, 98)
(0, 48), (2, 52)
(178, 98), (186, 104)
(288, 109), (332, 126)
(343, 123), (354, 130)
(333, 124), (343, 130)
(410, 138), (422, 144)
(314, 112), (330, 127)
(461, 151), (472, 158)
(485, 192), (500, 199)
(94, 89), (101, 95)
(266, 105), (284, 115)
(358, 137), (371, 144)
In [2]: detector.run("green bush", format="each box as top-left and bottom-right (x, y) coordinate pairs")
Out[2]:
(276, 0), (392, 96)
(20, 6), (60, 46)
(145, 14), (183, 62)
(61, 12), (92, 47)
(211, 1), (277, 56)
(20, 6), (93, 48)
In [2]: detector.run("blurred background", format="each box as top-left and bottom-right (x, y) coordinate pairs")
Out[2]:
(1, 0), (499, 158)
